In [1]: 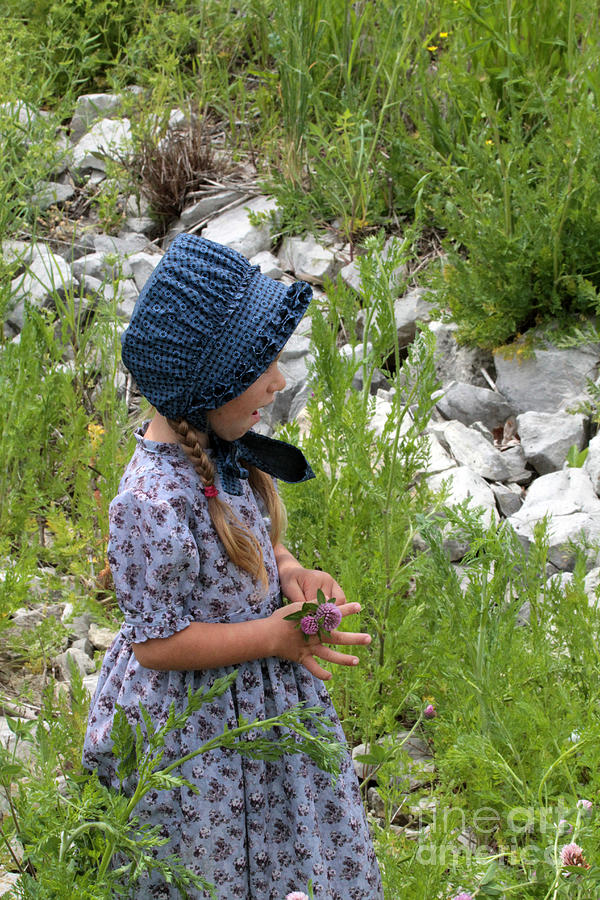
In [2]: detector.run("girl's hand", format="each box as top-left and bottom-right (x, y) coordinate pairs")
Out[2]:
(277, 562), (346, 607)
(267, 600), (370, 681)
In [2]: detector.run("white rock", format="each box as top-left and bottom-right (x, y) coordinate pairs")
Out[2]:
(438, 420), (510, 482)
(279, 234), (340, 285)
(370, 395), (393, 438)
(83, 673), (100, 696)
(491, 483), (523, 517)
(54, 648), (95, 680)
(1, 239), (33, 268)
(122, 216), (156, 236)
(436, 381), (514, 430)
(428, 466), (498, 528)
(0, 870), (19, 896)
(422, 432), (457, 476)
(494, 338), (600, 414)
(584, 432), (600, 495)
(501, 445), (532, 484)
(179, 190), (245, 228)
(0, 718), (32, 763)
(508, 468), (600, 570)
(249, 250), (283, 279)
(32, 180), (75, 211)
(128, 251), (162, 291)
(72, 251), (132, 282)
(426, 320), (494, 389)
(202, 195), (278, 257)
(94, 232), (148, 255)
(88, 623), (117, 651)
(9, 247), (75, 326)
(392, 287), (435, 347)
(339, 258), (362, 293)
(71, 118), (132, 172)
(113, 279), (139, 319)
(584, 567), (600, 608)
(517, 411), (587, 475)
(69, 92), (125, 142)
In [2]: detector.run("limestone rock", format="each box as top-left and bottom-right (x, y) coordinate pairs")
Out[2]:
(584, 432), (600, 495)
(128, 251), (162, 292)
(69, 93), (125, 142)
(508, 468), (600, 570)
(392, 287), (435, 348)
(436, 381), (513, 430)
(179, 190), (245, 229)
(32, 180), (76, 211)
(584, 567), (600, 608)
(202, 195), (278, 258)
(279, 234), (340, 285)
(54, 648), (96, 681)
(339, 258), (362, 293)
(9, 247), (75, 328)
(427, 320), (495, 388)
(491, 483), (523, 517)
(249, 250), (283, 279)
(0, 870), (19, 896)
(437, 420), (510, 482)
(94, 232), (149, 255)
(516, 411), (587, 475)
(88, 623), (118, 651)
(71, 118), (132, 173)
(428, 466), (498, 527)
(501, 445), (532, 485)
(83, 673), (100, 696)
(72, 251), (132, 282)
(494, 338), (600, 414)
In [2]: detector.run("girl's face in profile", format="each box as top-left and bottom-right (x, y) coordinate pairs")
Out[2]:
(207, 357), (286, 442)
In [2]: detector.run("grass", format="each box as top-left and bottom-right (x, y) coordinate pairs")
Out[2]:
(0, 2), (600, 897)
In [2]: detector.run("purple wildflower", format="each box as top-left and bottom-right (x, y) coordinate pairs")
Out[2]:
(451, 893), (473, 900)
(560, 842), (590, 868)
(558, 819), (572, 835)
(577, 798), (593, 812)
(286, 894), (310, 900)
(300, 615), (319, 636)
(317, 602), (342, 631)
(424, 703), (437, 719)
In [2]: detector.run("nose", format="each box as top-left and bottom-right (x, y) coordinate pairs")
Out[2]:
(272, 364), (286, 393)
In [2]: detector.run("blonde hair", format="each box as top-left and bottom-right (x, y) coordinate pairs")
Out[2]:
(167, 418), (285, 589)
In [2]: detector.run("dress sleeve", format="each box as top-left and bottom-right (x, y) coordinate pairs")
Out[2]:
(107, 489), (200, 643)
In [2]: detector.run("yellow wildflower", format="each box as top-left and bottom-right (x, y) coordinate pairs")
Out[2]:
(427, 44), (438, 52)
(485, 139), (494, 146)
(440, 31), (449, 38)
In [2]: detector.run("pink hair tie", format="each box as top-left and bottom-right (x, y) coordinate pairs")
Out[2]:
(203, 485), (219, 498)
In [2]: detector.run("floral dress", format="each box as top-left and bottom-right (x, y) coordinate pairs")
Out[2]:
(83, 426), (383, 900)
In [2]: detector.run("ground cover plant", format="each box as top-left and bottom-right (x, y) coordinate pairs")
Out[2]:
(1, 1), (600, 897)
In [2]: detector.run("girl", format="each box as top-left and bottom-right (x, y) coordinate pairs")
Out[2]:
(83, 234), (383, 900)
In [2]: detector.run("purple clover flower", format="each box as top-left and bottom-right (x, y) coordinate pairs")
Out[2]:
(300, 614), (319, 636)
(560, 842), (590, 868)
(424, 703), (437, 719)
(451, 893), (473, 900)
(317, 602), (342, 631)
(577, 798), (593, 812)
(286, 893), (310, 900)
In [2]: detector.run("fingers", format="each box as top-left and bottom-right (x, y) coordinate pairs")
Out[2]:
(282, 582), (305, 605)
(302, 655), (334, 681)
(324, 630), (372, 647)
(313, 644), (360, 667)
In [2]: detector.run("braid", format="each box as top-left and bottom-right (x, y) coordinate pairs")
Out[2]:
(167, 418), (272, 589)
